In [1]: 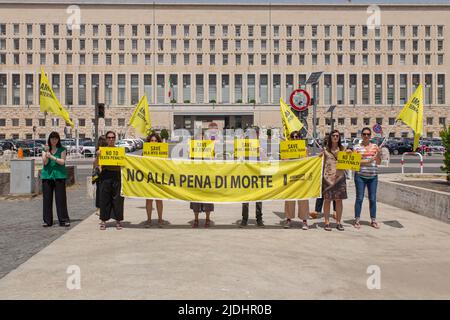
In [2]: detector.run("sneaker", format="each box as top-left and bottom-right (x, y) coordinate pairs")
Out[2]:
(239, 220), (248, 228)
(301, 220), (309, 230)
(256, 220), (265, 228)
(59, 222), (70, 227)
(283, 219), (292, 229)
(42, 223), (52, 227)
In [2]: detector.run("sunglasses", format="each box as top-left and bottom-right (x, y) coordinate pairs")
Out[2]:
(362, 133), (371, 136)
(292, 136), (300, 139)
(331, 135), (339, 138)
(106, 136), (115, 139)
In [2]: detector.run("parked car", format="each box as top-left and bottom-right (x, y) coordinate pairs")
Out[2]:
(116, 140), (133, 153)
(0, 140), (17, 152)
(15, 140), (36, 157)
(121, 139), (137, 152)
(132, 138), (144, 149)
(386, 141), (413, 155)
(80, 141), (96, 157)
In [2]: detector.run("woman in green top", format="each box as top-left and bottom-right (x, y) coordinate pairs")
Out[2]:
(41, 131), (70, 227)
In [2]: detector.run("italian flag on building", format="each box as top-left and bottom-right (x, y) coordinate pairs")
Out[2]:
(168, 77), (173, 98)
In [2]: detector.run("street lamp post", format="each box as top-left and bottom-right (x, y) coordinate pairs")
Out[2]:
(306, 72), (323, 139)
(327, 105), (337, 132)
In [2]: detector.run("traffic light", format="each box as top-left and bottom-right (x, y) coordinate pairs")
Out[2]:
(96, 103), (105, 119)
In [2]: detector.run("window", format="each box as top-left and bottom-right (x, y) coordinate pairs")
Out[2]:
(196, 74), (204, 103)
(236, 39), (241, 51)
(351, 118), (358, 126)
(299, 25), (305, 37)
(196, 54), (202, 65)
(209, 54), (215, 65)
(324, 25), (330, 37)
(210, 40), (215, 51)
(387, 74), (395, 105)
(209, 25), (215, 37)
(171, 25), (177, 36)
(261, 54), (267, 65)
(400, 74), (408, 104)
(222, 54), (228, 65)
(158, 25), (164, 37)
(363, 118), (370, 126)
(324, 74), (332, 105)
(247, 74), (255, 102)
(196, 25), (202, 37)
(427, 117), (433, 125)
(118, 118), (126, 127)
(171, 54), (177, 65)
(235, 54), (241, 65)
(65, 74), (73, 105)
(144, 74), (152, 103)
(197, 39), (202, 51)
(184, 25), (189, 37)
(0, 119), (5, 126)
(375, 74), (383, 105)
(425, 26), (431, 37)
(438, 74), (445, 104)
(389, 118), (396, 125)
(439, 117), (446, 126)
(311, 25), (317, 37)
(274, 54), (280, 65)
(158, 54), (164, 65)
(261, 25), (267, 37)
(104, 74), (112, 105)
(208, 74), (217, 102)
(12, 74), (20, 105)
(362, 75), (370, 105)
(235, 25), (241, 37)
(130, 74), (139, 105)
(184, 54), (189, 65)
(273, 25), (279, 37)
(12, 119), (19, 127)
(118, 74), (126, 105)
(0, 74), (6, 105)
(25, 74), (33, 105)
(171, 39), (177, 51)
(438, 26), (444, 37)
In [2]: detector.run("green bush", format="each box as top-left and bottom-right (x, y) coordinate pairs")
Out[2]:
(184, 100), (191, 103)
(170, 99), (177, 104)
(236, 99), (243, 103)
(209, 99), (216, 104)
(439, 125), (450, 183)
(160, 129), (169, 141)
(249, 99), (256, 104)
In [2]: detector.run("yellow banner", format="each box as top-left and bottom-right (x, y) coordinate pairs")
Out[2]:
(121, 155), (323, 202)
(143, 142), (169, 158)
(39, 68), (74, 128)
(280, 140), (307, 160)
(99, 147), (125, 166)
(234, 139), (260, 158)
(189, 140), (215, 159)
(336, 151), (362, 171)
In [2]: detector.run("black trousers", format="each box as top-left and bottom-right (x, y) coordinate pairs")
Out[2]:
(95, 180), (101, 209)
(242, 202), (263, 221)
(99, 172), (124, 222)
(42, 179), (70, 226)
(314, 198), (337, 213)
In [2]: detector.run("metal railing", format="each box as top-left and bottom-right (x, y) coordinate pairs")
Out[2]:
(401, 152), (424, 174)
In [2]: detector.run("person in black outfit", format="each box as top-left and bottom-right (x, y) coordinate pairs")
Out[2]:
(99, 131), (124, 230)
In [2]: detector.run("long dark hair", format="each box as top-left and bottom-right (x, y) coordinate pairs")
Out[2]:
(96, 135), (107, 151)
(326, 130), (344, 152)
(146, 133), (162, 143)
(47, 131), (62, 149)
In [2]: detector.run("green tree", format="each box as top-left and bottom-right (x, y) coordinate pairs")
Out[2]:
(160, 128), (169, 141)
(439, 125), (450, 183)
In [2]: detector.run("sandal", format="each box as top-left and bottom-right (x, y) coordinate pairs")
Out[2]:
(116, 222), (123, 230)
(324, 223), (332, 231)
(371, 220), (380, 229)
(336, 224), (344, 231)
(192, 220), (199, 228)
(99, 222), (106, 230)
(353, 219), (361, 229)
(204, 219), (211, 228)
(158, 220), (164, 228)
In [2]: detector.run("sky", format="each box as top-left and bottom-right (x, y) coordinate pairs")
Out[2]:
(6, 0), (450, 4)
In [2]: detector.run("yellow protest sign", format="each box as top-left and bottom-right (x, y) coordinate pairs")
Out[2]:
(121, 155), (323, 202)
(189, 140), (215, 159)
(336, 151), (362, 171)
(234, 139), (260, 158)
(143, 142), (169, 158)
(280, 140), (307, 159)
(99, 147), (125, 166)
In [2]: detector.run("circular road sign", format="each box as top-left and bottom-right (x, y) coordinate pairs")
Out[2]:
(373, 123), (383, 134)
(290, 89), (311, 112)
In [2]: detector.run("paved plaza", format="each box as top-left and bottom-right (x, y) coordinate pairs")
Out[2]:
(1, 178), (449, 300)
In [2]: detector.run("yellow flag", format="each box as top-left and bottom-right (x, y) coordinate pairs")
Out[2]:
(280, 98), (303, 140)
(396, 84), (424, 151)
(128, 95), (151, 137)
(39, 68), (74, 128)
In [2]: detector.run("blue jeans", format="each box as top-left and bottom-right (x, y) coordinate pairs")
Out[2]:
(354, 174), (378, 219)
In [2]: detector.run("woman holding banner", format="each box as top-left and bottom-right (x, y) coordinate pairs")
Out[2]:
(99, 131), (125, 230)
(144, 133), (164, 228)
(283, 131), (310, 230)
(321, 130), (348, 231)
(353, 127), (381, 229)
(41, 131), (70, 227)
